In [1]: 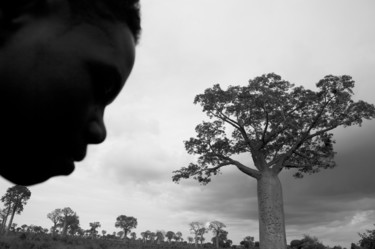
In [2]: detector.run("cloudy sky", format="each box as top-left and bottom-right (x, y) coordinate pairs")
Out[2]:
(1, 0), (375, 247)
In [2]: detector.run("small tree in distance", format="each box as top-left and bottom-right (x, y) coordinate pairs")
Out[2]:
(173, 73), (375, 249)
(47, 208), (62, 235)
(208, 221), (226, 248)
(89, 222), (101, 239)
(166, 231), (175, 243)
(115, 215), (137, 241)
(189, 222), (205, 248)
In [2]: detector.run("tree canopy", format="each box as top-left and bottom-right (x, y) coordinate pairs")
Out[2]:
(173, 73), (375, 183)
(1, 185), (31, 233)
(358, 224), (375, 249)
(115, 215), (137, 239)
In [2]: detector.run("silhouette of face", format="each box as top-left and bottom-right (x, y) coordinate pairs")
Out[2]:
(0, 6), (136, 185)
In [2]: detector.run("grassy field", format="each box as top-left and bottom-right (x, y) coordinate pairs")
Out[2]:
(0, 232), (219, 249)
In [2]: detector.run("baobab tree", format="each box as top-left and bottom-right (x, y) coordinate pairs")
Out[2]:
(115, 215), (137, 241)
(59, 207), (77, 237)
(208, 221), (226, 248)
(47, 208), (62, 235)
(155, 230), (165, 244)
(173, 74), (375, 249)
(189, 222), (206, 248)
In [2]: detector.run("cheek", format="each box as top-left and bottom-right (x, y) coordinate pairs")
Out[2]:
(19, 61), (95, 148)
(40, 76), (94, 136)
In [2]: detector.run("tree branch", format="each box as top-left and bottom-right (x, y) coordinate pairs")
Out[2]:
(273, 96), (334, 171)
(283, 164), (311, 169)
(209, 111), (241, 130)
(230, 160), (261, 179)
(237, 126), (256, 151)
(261, 105), (269, 145)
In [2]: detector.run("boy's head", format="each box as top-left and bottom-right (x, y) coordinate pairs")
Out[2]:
(0, 0), (141, 185)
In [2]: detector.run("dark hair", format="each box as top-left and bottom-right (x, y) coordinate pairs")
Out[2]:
(0, 0), (141, 44)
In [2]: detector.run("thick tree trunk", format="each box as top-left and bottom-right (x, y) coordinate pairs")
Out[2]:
(257, 170), (287, 249)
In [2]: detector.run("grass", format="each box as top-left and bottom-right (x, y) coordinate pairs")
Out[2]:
(0, 232), (216, 249)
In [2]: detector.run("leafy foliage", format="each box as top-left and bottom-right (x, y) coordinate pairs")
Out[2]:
(115, 215), (137, 239)
(58, 207), (80, 236)
(359, 224), (375, 249)
(173, 73), (375, 183)
(1, 185), (31, 233)
(47, 208), (62, 235)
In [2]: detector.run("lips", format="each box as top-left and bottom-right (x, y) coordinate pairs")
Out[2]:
(73, 145), (88, 161)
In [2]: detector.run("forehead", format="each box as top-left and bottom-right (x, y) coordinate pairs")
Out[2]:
(66, 19), (136, 78)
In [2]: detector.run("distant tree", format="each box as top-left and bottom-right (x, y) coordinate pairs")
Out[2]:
(149, 232), (156, 243)
(175, 231), (183, 242)
(58, 207), (79, 236)
(0, 208), (7, 231)
(1, 185), (31, 234)
(290, 239), (303, 249)
(166, 231), (175, 243)
(144, 230), (152, 242)
(20, 224), (28, 232)
(141, 231), (147, 243)
(10, 223), (17, 232)
(47, 208), (62, 235)
(189, 222), (206, 248)
(198, 233), (206, 245)
(115, 215), (137, 240)
(240, 236), (255, 249)
(102, 230), (107, 237)
(208, 221), (226, 248)
(173, 74), (375, 249)
(130, 231), (137, 240)
(30, 225), (44, 234)
(156, 230), (165, 244)
(188, 236), (194, 244)
(117, 230), (124, 239)
(351, 243), (362, 249)
(211, 230), (231, 248)
(197, 227), (208, 246)
(359, 224), (375, 249)
(89, 222), (101, 239)
(66, 214), (81, 236)
(76, 227), (84, 237)
(295, 234), (326, 249)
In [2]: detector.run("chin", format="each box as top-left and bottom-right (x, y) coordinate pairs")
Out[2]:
(0, 158), (76, 186)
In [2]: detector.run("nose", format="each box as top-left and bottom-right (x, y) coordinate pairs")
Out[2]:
(86, 108), (107, 144)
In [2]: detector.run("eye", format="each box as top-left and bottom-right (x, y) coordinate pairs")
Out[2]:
(95, 76), (117, 103)
(87, 62), (123, 104)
